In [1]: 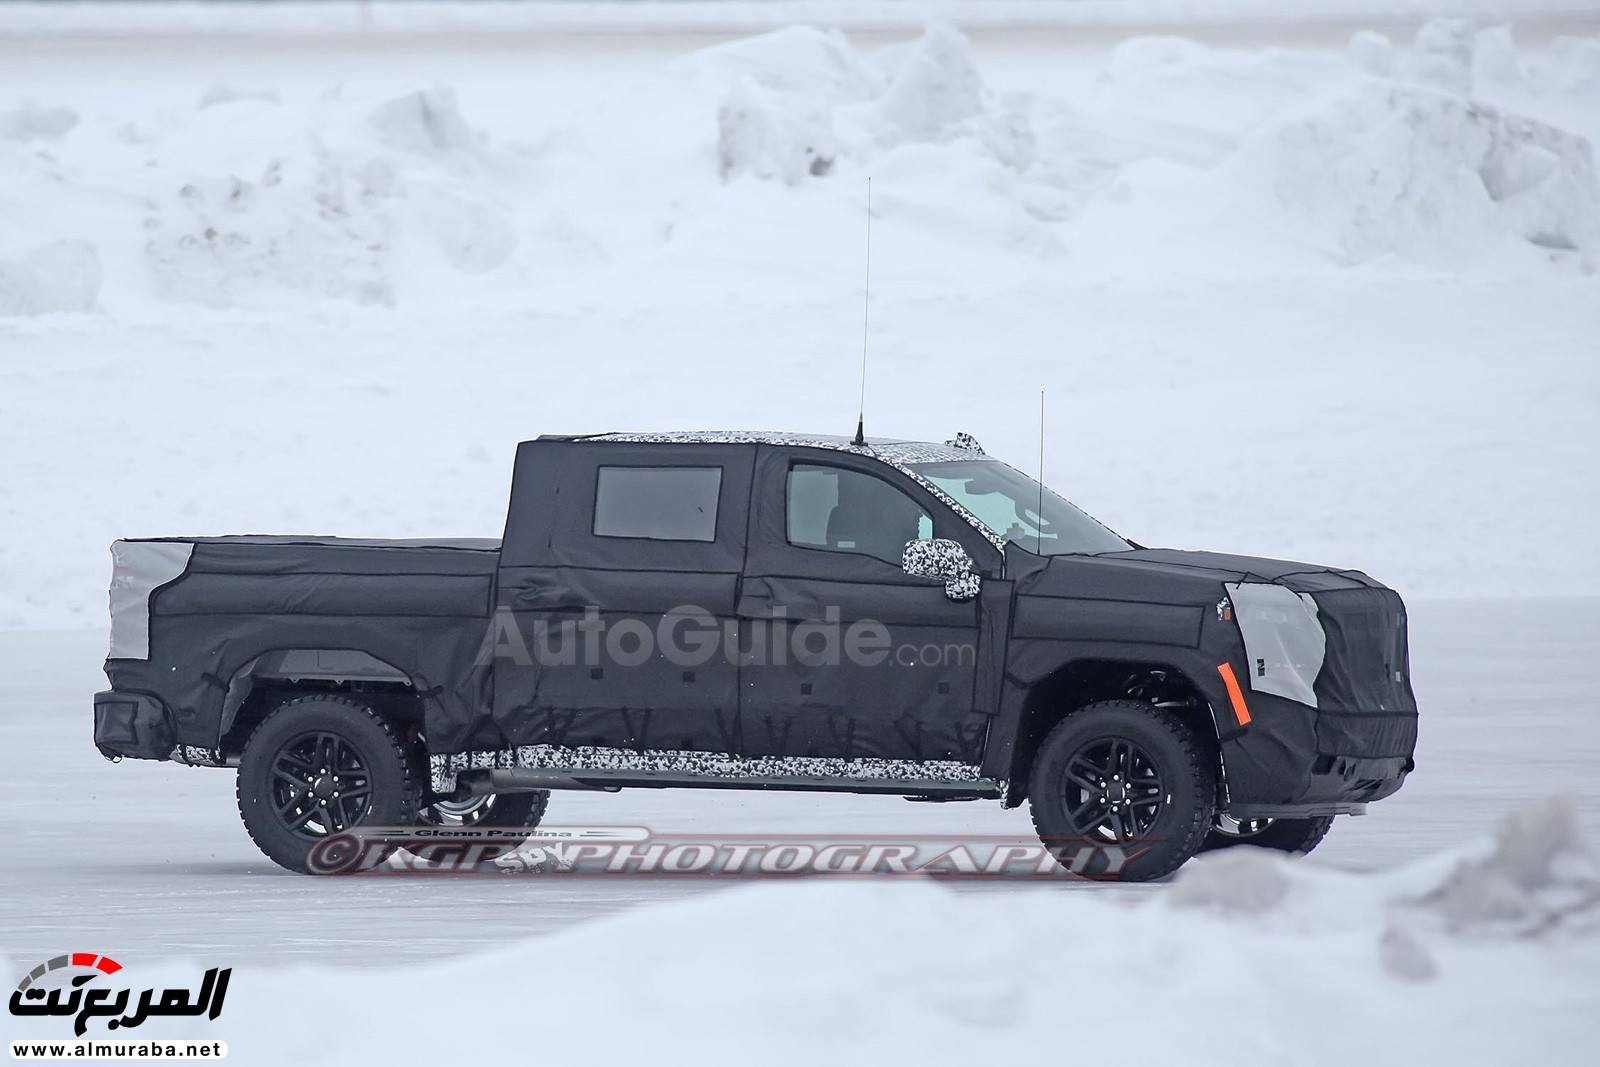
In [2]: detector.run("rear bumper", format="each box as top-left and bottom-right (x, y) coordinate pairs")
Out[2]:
(93, 690), (175, 761)
(1219, 691), (1415, 814)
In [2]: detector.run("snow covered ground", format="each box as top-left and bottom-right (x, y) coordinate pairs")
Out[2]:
(2, 5), (1599, 1062)
(1, 601), (1598, 1062)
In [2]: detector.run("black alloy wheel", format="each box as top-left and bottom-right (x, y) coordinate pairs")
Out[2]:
(1029, 700), (1216, 881)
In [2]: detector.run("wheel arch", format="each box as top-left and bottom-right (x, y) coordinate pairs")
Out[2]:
(218, 647), (426, 758)
(1004, 657), (1226, 807)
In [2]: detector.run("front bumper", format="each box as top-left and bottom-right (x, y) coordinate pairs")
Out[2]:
(1218, 690), (1415, 816)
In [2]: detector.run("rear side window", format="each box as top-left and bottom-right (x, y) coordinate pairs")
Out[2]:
(594, 466), (722, 542)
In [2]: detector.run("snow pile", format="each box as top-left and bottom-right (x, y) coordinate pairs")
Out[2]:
(0, 100), (78, 142)
(705, 26), (1034, 183)
(1066, 19), (1600, 272)
(1, 20), (1595, 319)
(1409, 795), (1600, 938)
(1172, 796), (1600, 938)
(1, 84), (524, 311)
(1404, 16), (1480, 96)
(1165, 795), (1600, 988)
(698, 19), (1600, 270)
(717, 78), (838, 183)
(1, 25), (1598, 623)
(0, 240), (101, 316)
(685, 26), (881, 105)
(1252, 84), (1600, 266)
(139, 86), (519, 308)
(3, 799), (1594, 1064)
(1265, 19), (1600, 266)
(852, 26), (1035, 170)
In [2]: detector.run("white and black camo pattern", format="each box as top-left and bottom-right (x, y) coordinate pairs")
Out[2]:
(945, 432), (984, 454)
(901, 538), (982, 601)
(589, 430), (1008, 549)
(430, 746), (988, 794)
(169, 745), (224, 767)
(944, 571), (982, 600)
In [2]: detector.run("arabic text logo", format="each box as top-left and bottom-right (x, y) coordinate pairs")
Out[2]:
(9, 953), (230, 1037)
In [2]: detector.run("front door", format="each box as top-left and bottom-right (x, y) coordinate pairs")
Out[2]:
(735, 445), (1001, 765)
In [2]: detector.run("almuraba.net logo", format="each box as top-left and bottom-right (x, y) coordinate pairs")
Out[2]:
(9, 952), (229, 1037)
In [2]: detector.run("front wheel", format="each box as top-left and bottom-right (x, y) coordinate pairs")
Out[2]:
(419, 790), (549, 829)
(1028, 700), (1216, 881)
(237, 695), (421, 873)
(1199, 814), (1333, 855)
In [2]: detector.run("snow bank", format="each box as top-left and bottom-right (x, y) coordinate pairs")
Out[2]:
(708, 26), (1032, 182)
(3, 799), (1593, 1064)
(0, 241), (101, 316)
(853, 25), (1036, 170)
(4, 20), (1595, 317)
(1251, 84), (1600, 266)
(704, 18), (1599, 268)
(0, 100), (78, 142)
(1, 24), (1598, 622)
(1063, 19), (1600, 272)
(717, 78), (838, 183)
(112, 85), (521, 308)
(1413, 795), (1600, 937)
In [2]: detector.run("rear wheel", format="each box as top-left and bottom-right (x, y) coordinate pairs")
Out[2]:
(237, 696), (421, 873)
(1200, 814), (1333, 855)
(1029, 700), (1216, 881)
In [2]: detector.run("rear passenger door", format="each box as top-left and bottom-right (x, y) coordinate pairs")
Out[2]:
(492, 441), (754, 754)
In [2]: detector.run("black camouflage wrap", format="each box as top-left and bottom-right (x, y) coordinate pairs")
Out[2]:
(95, 432), (1416, 815)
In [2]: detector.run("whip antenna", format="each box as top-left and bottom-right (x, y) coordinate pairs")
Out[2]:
(1037, 390), (1046, 553)
(853, 178), (873, 447)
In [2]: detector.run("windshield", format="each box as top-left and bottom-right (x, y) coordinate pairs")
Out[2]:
(908, 460), (1132, 556)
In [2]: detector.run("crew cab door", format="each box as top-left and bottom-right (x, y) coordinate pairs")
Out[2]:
(492, 440), (755, 753)
(736, 445), (1003, 764)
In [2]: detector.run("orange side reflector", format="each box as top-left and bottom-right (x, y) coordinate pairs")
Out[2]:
(1217, 662), (1252, 726)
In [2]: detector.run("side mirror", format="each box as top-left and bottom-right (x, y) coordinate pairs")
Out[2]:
(902, 539), (981, 601)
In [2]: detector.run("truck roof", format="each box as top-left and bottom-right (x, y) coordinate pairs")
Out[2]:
(543, 430), (988, 466)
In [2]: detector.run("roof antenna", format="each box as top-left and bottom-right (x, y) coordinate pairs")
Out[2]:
(853, 177), (873, 448)
(1037, 390), (1046, 554)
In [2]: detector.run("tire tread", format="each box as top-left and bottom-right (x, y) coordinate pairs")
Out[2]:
(236, 694), (422, 873)
(1028, 699), (1216, 881)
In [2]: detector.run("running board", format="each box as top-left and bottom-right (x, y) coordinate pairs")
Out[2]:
(462, 766), (1001, 799)
(430, 746), (1001, 800)
(1225, 802), (1368, 819)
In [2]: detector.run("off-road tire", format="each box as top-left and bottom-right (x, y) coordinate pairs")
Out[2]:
(1029, 699), (1216, 881)
(1200, 815), (1334, 855)
(237, 695), (422, 874)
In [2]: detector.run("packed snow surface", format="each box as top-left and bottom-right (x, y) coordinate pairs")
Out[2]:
(2, 795), (1596, 1065)
(0, 600), (1594, 1059)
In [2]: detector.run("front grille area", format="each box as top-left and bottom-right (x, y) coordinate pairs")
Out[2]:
(1311, 586), (1416, 715)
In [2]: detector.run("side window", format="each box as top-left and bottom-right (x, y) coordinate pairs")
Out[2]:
(787, 464), (932, 565)
(593, 466), (722, 542)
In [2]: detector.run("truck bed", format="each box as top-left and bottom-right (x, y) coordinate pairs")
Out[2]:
(102, 535), (505, 761)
